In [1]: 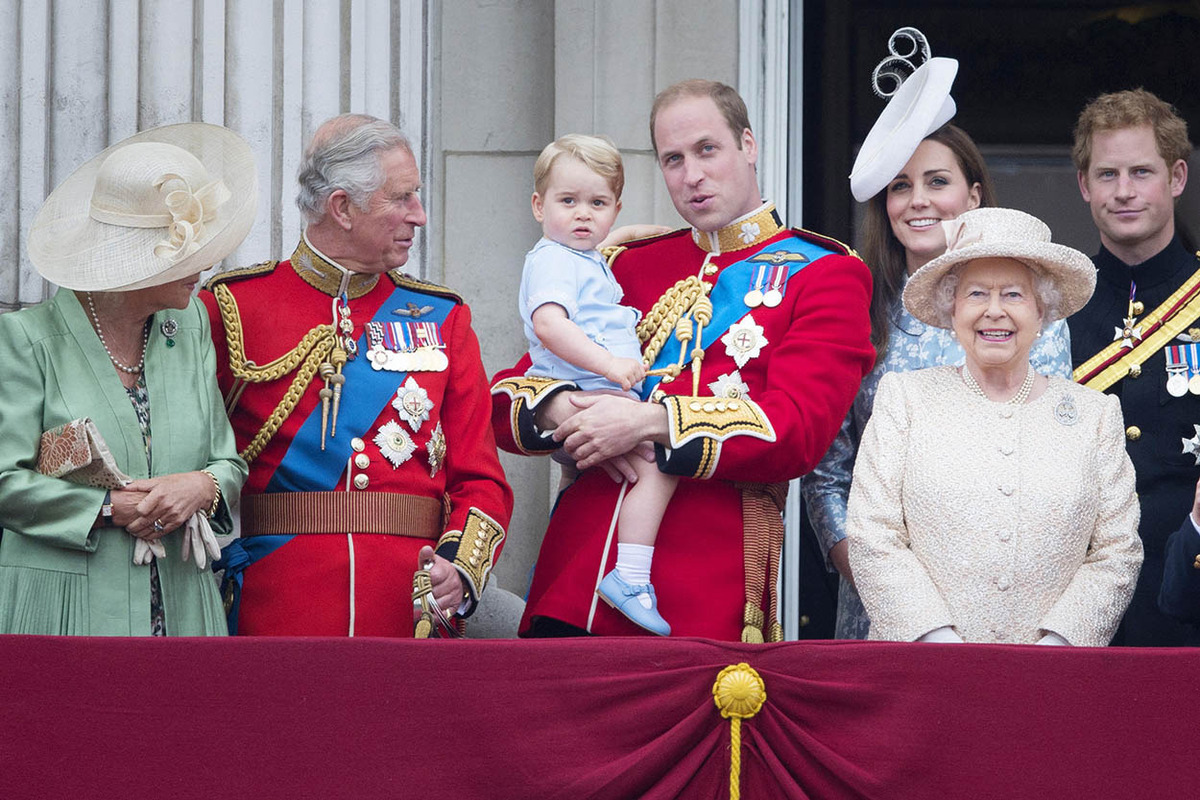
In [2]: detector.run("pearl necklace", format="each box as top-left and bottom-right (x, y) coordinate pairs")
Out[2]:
(961, 365), (1034, 405)
(86, 292), (150, 375)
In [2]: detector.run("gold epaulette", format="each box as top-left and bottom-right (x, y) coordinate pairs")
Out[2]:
(388, 271), (462, 303)
(790, 227), (855, 258)
(603, 228), (691, 266)
(202, 260), (278, 291)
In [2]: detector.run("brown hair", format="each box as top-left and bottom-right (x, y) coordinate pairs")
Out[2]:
(533, 134), (624, 198)
(1072, 88), (1191, 172)
(859, 124), (998, 360)
(649, 79), (751, 155)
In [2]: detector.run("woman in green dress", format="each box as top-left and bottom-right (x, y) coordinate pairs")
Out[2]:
(0, 123), (256, 635)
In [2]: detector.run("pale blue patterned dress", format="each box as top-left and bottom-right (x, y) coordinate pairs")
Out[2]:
(801, 291), (1073, 639)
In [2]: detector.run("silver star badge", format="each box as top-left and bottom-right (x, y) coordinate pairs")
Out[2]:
(1183, 425), (1200, 465)
(721, 315), (767, 368)
(392, 376), (434, 432)
(375, 420), (416, 468)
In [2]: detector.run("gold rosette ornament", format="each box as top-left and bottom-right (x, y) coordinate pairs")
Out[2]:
(712, 663), (766, 799)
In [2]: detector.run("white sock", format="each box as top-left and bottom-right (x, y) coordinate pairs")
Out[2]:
(616, 543), (654, 586)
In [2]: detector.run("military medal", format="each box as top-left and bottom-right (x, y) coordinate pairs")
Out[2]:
(1166, 347), (1189, 397)
(366, 320), (449, 373)
(1115, 281), (1143, 349)
(375, 420), (416, 468)
(1183, 424), (1200, 466)
(743, 264), (766, 308)
(425, 422), (447, 478)
(721, 315), (768, 368)
(393, 376), (434, 432)
(762, 265), (787, 308)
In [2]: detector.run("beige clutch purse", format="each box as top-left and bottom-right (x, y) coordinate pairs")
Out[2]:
(36, 418), (131, 489)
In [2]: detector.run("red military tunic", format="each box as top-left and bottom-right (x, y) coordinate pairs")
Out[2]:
(492, 204), (872, 640)
(203, 236), (512, 636)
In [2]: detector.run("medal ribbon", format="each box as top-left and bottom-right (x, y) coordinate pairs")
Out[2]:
(642, 235), (835, 397)
(266, 287), (455, 493)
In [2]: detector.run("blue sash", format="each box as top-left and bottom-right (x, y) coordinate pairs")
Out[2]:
(219, 284), (456, 632)
(266, 288), (455, 493)
(641, 236), (831, 397)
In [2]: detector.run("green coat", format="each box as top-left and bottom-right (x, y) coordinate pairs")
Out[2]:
(0, 290), (247, 635)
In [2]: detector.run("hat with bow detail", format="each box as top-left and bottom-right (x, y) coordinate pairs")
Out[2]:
(28, 122), (257, 291)
(903, 207), (1097, 328)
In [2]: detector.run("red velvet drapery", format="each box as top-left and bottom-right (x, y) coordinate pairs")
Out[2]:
(1, 636), (1196, 799)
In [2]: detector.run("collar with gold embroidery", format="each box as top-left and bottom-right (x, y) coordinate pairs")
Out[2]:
(290, 235), (381, 299)
(692, 203), (783, 254)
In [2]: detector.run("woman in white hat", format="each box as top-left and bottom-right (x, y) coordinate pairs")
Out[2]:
(802, 32), (1075, 639)
(0, 123), (255, 635)
(845, 207), (1142, 645)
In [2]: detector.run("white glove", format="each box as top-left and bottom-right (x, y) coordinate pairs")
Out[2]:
(1036, 632), (1070, 646)
(918, 626), (964, 643)
(132, 537), (166, 566)
(181, 512), (221, 570)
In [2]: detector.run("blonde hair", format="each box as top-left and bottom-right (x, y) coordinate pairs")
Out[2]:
(1072, 88), (1192, 172)
(533, 134), (624, 198)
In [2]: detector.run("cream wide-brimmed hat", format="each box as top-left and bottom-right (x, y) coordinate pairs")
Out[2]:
(28, 123), (257, 291)
(902, 207), (1097, 329)
(849, 27), (958, 203)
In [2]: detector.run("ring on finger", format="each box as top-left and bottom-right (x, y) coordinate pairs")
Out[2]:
(153, 519), (164, 532)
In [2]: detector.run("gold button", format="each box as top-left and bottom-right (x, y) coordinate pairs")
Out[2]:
(1125, 425), (1141, 441)
(1189, 327), (1200, 340)
(351, 437), (365, 452)
(704, 263), (718, 276)
(1132, 301), (1145, 315)
(799, 615), (810, 627)
(1128, 363), (1141, 378)
(354, 453), (370, 469)
(353, 474), (369, 489)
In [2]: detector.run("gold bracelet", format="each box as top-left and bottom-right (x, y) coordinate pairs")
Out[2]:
(200, 469), (222, 518)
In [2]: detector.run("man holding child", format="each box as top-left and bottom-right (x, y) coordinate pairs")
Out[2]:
(492, 80), (874, 641)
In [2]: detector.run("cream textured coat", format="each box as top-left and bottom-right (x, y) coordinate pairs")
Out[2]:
(847, 367), (1142, 646)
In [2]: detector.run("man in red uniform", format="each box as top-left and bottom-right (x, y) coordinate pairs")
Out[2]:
(492, 80), (874, 640)
(203, 114), (512, 636)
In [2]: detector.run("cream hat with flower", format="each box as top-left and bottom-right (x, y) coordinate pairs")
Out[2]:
(28, 122), (257, 291)
(850, 28), (958, 203)
(903, 207), (1097, 328)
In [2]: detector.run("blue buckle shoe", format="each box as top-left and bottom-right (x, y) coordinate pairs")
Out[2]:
(596, 569), (671, 636)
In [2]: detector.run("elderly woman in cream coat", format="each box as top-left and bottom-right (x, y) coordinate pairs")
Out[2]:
(846, 208), (1142, 646)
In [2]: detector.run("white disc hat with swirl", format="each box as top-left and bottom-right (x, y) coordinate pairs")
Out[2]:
(849, 28), (959, 203)
(28, 122), (257, 291)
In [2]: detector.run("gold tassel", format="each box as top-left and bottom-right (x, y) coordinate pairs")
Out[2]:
(712, 663), (766, 800)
